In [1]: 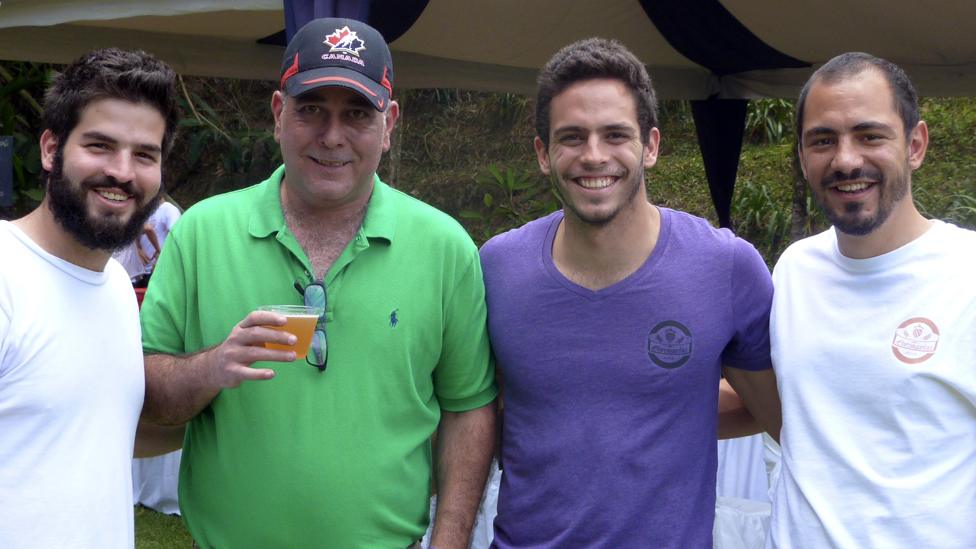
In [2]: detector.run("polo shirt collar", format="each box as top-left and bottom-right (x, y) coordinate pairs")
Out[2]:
(248, 165), (288, 239)
(361, 174), (396, 243)
(247, 167), (397, 243)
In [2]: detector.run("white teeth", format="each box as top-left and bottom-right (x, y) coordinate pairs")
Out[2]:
(312, 157), (345, 167)
(577, 177), (615, 189)
(837, 182), (869, 192)
(96, 189), (128, 201)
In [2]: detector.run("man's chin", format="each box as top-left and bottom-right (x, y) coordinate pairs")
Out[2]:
(830, 212), (884, 236)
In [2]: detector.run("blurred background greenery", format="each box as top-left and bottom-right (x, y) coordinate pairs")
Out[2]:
(3, 61), (974, 268)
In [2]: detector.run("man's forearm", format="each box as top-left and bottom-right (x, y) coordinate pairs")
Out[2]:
(723, 367), (782, 443)
(431, 401), (497, 549)
(717, 377), (762, 439)
(134, 421), (186, 457)
(143, 350), (220, 426)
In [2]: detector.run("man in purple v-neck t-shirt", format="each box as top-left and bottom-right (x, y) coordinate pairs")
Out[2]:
(481, 38), (781, 548)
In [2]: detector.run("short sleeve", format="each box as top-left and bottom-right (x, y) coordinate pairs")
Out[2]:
(722, 237), (774, 371)
(140, 223), (191, 356)
(432, 247), (498, 412)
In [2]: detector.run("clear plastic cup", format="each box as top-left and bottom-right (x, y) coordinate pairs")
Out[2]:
(259, 305), (323, 359)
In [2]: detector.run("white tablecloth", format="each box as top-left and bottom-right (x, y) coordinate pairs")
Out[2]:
(131, 450), (181, 515)
(717, 434), (769, 502)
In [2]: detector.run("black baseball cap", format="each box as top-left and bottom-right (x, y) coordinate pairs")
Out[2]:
(279, 18), (394, 111)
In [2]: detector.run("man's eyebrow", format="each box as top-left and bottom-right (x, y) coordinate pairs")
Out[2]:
(553, 123), (635, 134)
(802, 126), (836, 140)
(852, 121), (896, 133)
(602, 123), (636, 133)
(80, 131), (118, 144)
(80, 131), (162, 154)
(552, 125), (586, 135)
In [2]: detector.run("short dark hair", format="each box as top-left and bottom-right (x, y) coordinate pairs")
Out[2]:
(796, 52), (919, 147)
(535, 38), (658, 146)
(43, 48), (179, 156)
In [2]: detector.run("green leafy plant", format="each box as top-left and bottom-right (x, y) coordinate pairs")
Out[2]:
(0, 62), (51, 217)
(167, 76), (280, 199)
(944, 192), (976, 229)
(745, 98), (795, 145)
(460, 164), (558, 242)
(732, 179), (793, 263)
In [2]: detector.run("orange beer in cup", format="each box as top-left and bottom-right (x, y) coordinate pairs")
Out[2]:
(259, 305), (323, 359)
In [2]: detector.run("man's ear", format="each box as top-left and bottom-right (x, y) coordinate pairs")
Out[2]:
(907, 120), (929, 171)
(642, 127), (661, 169)
(382, 101), (400, 152)
(40, 129), (59, 172)
(271, 91), (285, 143)
(534, 136), (551, 176)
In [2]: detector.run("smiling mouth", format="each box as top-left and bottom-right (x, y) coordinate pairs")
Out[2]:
(94, 187), (132, 202)
(834, 181), (875, 193)
(575, 176), (617, 189)
(310, 156), (348, 167)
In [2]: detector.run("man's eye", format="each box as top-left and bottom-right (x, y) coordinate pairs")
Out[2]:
(298, 105), (320, 114)
(348, 110), (369, 120)
(559, 135), (583, 145)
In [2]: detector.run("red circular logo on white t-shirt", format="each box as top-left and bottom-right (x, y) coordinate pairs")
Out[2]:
(891, 317), (940, 364)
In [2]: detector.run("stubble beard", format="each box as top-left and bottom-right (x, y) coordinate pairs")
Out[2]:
(814, 164), (909, 236)
(46, 148), (162, 252)
(549, 157), (646, 228)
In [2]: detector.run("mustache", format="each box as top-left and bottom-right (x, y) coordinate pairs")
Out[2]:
(821, 168), (884, 187)
(80, 176), (142, 199)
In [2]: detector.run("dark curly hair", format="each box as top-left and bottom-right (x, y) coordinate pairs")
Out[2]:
(535, 38), (658, 146)
(43, 48), (179, 157)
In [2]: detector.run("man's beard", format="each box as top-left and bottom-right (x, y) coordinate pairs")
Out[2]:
(548, 154), (645, 227)
(814, 166), (909, 236)
(46, 149), (162, 252)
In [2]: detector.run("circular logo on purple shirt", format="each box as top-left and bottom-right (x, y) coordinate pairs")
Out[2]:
(647, 320), (693, 369)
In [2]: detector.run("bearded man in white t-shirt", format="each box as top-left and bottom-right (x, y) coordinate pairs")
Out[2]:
(0, 48), (182, 548)
(768, 52), (976, 549)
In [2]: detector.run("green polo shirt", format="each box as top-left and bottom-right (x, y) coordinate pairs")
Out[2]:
(141, 166), (497, 548)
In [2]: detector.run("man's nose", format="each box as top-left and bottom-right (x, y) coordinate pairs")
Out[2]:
(317, 118), (345, 148)
(829, 136), (864, 175)
(579, 136), (609, 166)
(104, 152), (135, 183)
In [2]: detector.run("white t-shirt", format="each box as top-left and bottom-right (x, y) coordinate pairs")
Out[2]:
(0, 221), (145, 549)
(768, 221), (976, 549)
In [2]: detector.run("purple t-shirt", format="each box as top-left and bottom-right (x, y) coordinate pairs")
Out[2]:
(481, 208), (772, 548)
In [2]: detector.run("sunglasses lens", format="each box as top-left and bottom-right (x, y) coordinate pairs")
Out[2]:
(307, 329), (328, 370)
(303, 282), (328, 371)
(304, 284), (326, 310)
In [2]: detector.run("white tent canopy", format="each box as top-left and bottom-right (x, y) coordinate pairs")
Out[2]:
(3, 0), (973, 225)
(2, 0), (975, 99)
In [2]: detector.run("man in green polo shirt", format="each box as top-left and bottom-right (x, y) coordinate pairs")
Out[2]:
(139, 18), (497, 548)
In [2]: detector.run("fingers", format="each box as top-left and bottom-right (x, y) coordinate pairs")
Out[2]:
(208, 310), (306, 389)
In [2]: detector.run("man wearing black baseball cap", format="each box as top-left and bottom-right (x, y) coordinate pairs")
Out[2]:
(139, 18), (498, 548)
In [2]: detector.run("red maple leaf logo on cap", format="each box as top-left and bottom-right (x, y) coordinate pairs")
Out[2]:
(323, 26), (366, 56)
(326, 28), (350, 47)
